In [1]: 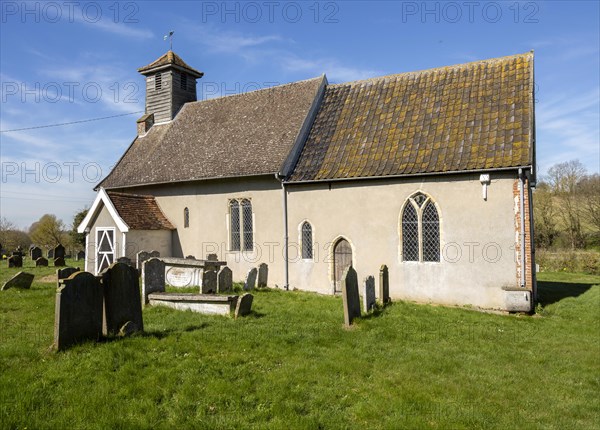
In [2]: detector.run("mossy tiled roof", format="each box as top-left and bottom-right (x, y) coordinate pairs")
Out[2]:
(288, 52), (534, 182)
(138, 50), (203, 77)
(107, 192), (174, 230)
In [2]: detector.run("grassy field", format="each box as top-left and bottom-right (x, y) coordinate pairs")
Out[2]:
(0, 260), (598, 429)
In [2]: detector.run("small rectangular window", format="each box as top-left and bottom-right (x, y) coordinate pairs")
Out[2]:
(155, 73), (162, 90)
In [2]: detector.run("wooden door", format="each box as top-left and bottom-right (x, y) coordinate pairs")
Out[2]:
(334, 238), (352, 293)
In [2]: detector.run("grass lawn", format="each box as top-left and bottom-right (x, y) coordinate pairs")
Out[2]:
(1, 261), (598, 429)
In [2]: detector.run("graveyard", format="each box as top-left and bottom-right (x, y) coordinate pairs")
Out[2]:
(0, 258), (597, 428)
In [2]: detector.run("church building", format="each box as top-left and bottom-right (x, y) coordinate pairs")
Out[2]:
(78, 50), (537, 311)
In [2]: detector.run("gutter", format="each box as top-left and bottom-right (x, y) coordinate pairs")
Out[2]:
(276, 173), (289, 290)
(518, 168), (526, 289)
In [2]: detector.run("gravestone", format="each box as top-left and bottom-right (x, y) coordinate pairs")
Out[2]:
(342, 266), (361, 327)
(1, 272), (35, 290)
(362, 276), (376, 312)
(235, 293), (254, 318)
(101, 262), (143, 336)
(142, 258), (165, 304)
(136, 250), (150, 270)
(76, 250), (85, 261)
(201, 270), (217, 294)
(36, 257), (48, 267)
(205, 253), (219, 271)
(379, 265), (390, 305)
(217, 266), (233, 293)
(7, 255), (22, 268)
(57, 267), (80, 282)
(47, 249), (54, 259)
(257, 263), (268, 288)
(30, 246), (42, 261)
(244, 268), (257, 291)
(117, 257), (132, 266)
(149, 250), (160, 258)
(54, 244), (66, 259)
(54, 257), (66, 267)
(54, 272), (103, 351)
(185, 255), (196, 260)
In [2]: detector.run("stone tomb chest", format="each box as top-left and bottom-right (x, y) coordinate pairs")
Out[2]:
(161, 257), (226, 288)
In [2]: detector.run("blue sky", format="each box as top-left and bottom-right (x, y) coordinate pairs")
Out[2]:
(1, 0), (599, 229)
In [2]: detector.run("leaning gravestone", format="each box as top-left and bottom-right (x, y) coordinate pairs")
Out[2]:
(142, 258), (165, 304)
(7, 255), (23, 268)
(136, 250), (150, 270)
(36, 257), (48, 267)
(1, 272), (35, 291)
(379, 264), (390, 305)
(217, 266), (233, 293)
(257, 263), (268, 288)
(244, 267), (257, 291)
(54, 272), (103, 351)
(101, 262), (143, 336)
(342, 266), (361, 327)
(362, 276), (376, 312)
(76, 250), (85, 261)
(235, 293), (254, 318)
(30, 246), (42, 261)
(54, 257), (66, 267)
(54, 244), (66, 259)
(201, 270), (217, 294)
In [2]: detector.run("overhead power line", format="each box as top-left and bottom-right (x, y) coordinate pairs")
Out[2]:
(0, 111), (144, 133)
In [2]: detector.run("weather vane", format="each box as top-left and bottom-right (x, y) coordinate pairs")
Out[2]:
(164, 30), (174, 50)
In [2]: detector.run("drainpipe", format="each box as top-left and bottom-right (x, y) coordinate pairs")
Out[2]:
(276, 173), (289, 290)
(518, 168), (526, 289)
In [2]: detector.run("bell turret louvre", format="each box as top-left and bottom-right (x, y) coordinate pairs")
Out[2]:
(137, 51), (204, 125)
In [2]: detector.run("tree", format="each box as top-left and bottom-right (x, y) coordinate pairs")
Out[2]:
(0, 217), (32, 252)
(29, 214), (66, 249)
(70, 209), (89, 249)
(579, 173), (600, 246)
(547, 160), (587, 249)
(533, 182), (557, 248)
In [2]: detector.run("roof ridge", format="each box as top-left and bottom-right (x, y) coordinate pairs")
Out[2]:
(330, 51), (533, 88)
(107, 191), (154, 200)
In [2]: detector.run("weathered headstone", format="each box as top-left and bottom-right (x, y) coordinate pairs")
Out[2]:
(101, 262), (143, 336)
(57, 267), (80, 282)
(30, 246), (42, 260)
(117, 257), (132, 266)
(7, 255), (22, 268)
(142, 258), (165, 304)
(217, 266), (233, 293)
(48, 249), (54, 259)
(36, 257), (48, 267)
(342, 266), (361, 326)
(1, 272), (35, 290)
(379, 264), (390, 305)
(76, 250), (85, 261)
(54, 244), (66, 259)
(201, 269), (217, 294)
(185, 255), (196, 260)
(257, 263), (268, 288)
(244, 267), (257, 291)
(136, 250), (150, 270)
(149, 250), (160, 258)
(54, 272), (103, 351)
(362, 276), (376, 312)
(235, 293), (254, 318)
(54, 257), (66, 267)
(205, 253), (219, 271)
(206, 253), (218, 261)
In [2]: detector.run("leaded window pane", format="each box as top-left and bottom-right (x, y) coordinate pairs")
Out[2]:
(302, 222), (313, 259)
(230, 200), (240, 251)
(402, 203), (419, 261)
(422, 202), (440, 262)
(242, 199), (253, 251)
(184, 207), (189, 228)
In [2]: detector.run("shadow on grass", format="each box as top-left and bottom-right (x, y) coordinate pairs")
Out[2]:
(355, 302), (391, 321)
(537, 281), (595, 306)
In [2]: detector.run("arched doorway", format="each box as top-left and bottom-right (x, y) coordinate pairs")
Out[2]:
(333, 238), (352, 293)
